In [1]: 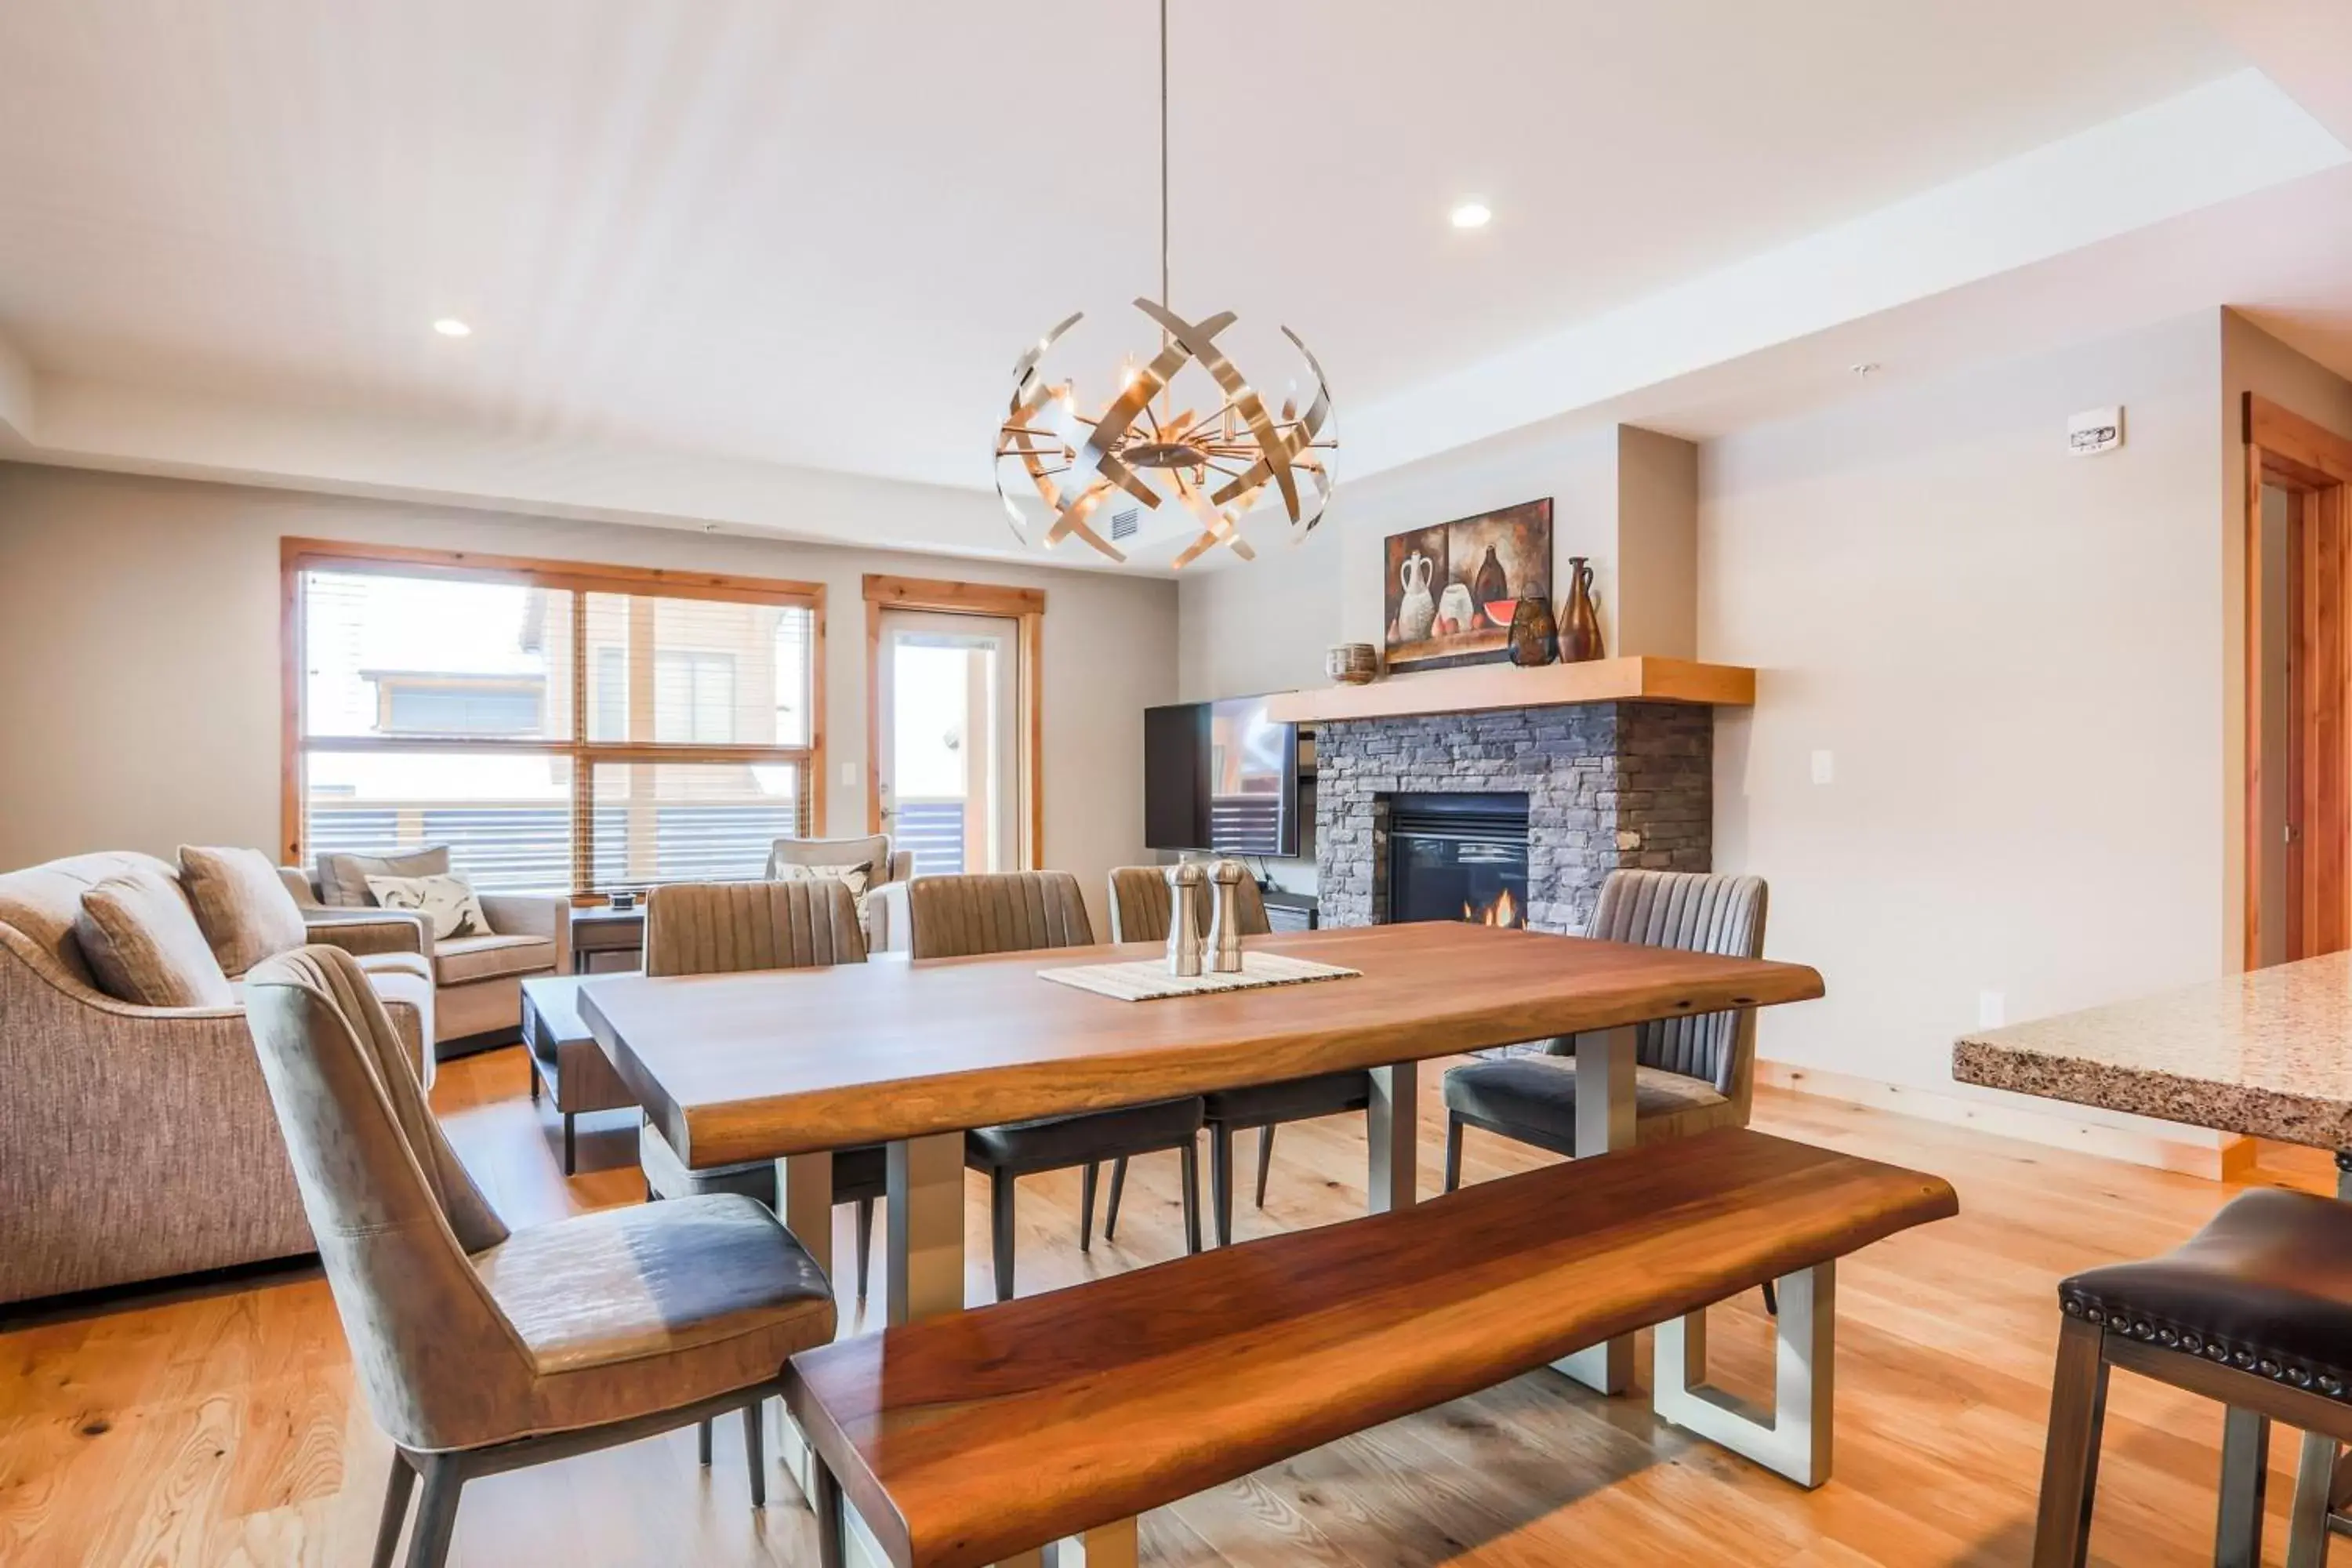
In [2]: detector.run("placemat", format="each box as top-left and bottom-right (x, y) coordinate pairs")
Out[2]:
(1039, 951), (1362, 1002)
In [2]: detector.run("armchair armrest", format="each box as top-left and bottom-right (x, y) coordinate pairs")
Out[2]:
(885, 850), (915, 884)
(278, 864), (323, 908)
(481, 894), (572, 974)
(866, 880), (912, 955)
(303, 909), (431, 960)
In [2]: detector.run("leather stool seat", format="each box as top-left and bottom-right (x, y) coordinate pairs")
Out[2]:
(2060, 1187), (2352, 1401)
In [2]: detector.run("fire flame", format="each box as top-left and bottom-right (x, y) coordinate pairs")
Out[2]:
(1463, 887), (1522, 927)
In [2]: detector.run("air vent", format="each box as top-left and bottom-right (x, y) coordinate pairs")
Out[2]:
(1109, 507), (1141, 543)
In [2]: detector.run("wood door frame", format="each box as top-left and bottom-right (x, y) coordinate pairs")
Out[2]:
(862, 574), (1046, 869)
(2243, 394), (2352, 967)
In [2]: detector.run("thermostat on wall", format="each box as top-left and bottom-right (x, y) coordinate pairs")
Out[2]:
(2067, 406), (2123, 457)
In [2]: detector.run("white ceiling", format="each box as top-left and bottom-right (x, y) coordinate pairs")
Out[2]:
(0, 0), (2347, 564)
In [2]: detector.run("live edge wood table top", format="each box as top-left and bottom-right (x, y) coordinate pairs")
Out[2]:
(1953, 949), (2352, 1149)
(579, 922), (1825, 1170)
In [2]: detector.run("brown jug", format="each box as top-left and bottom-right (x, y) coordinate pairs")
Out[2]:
(1558, 557), (1603, 662)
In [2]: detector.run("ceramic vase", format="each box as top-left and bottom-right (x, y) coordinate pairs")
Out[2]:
(1559, 557), (1603, 662)
(1508, 596), (1556, 666)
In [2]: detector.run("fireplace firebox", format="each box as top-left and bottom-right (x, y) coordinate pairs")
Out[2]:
(1381, 792), (1530, 927)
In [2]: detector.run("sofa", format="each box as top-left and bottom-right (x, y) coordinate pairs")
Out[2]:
(279, 848), (568, 1054)
(0, 851), (437, 1304)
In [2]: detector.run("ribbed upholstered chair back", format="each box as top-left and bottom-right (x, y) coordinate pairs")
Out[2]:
(1579, 869), (1769, 1105)
(906, 871), (1094, 959)
(1105, 866), (1271, 944)
(641, 879), (866, 977)
(242, 946), (524, 1454)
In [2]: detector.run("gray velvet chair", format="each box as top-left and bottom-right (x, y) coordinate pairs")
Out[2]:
(1104, 866), (1370, 1245)
(905, 871), (1204, 1300)
(241, 946), (835, 1568)
(1443, 869), (1770, 1183)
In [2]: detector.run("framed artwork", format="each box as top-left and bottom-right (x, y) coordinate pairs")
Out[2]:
(1382, 498), (1553, 670)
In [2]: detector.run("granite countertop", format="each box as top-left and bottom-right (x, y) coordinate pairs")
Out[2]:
(1952, 951), (2352, 1149)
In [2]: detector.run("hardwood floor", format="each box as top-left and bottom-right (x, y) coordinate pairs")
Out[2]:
(0, 1048), (2334, 1566)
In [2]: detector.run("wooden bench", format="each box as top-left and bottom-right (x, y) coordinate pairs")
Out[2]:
(782, 1127), (1958, 1568)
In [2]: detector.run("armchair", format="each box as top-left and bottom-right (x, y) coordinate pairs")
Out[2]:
(766, 833), (914, 953)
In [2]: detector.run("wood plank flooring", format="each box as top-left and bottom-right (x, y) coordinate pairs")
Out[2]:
(0, 1047), (2336, 1566)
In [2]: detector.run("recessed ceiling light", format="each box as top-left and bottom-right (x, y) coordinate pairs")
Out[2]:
(1450, 200), (1492, 230)
(433, 318), (473, 338)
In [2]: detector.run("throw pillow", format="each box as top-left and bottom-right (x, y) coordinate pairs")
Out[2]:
(74, 868), (235, 1008)
(773, 860), (873, 918)
(365, 872), (489, 942)
(318, 845), (450, 909)
(178, 845), (310, 978)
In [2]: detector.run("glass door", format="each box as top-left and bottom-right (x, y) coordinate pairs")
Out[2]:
(877, 609), (1022, 874)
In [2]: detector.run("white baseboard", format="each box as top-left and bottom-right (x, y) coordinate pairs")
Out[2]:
(1756, 1060), (2254, 1181)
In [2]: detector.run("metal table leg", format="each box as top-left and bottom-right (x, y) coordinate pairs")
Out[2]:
(1367, 1061), (1418, 1214)
(1553, 1025), (1638, 1396)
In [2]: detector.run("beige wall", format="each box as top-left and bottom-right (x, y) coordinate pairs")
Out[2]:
(0, 462), (1178, 935)
(1701, 311), (2227, 1094)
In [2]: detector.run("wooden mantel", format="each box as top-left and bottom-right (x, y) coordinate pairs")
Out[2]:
(1265, 655), (1755, 726)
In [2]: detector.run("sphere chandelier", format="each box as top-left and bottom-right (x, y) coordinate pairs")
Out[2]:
(993, 0), (1337, 569)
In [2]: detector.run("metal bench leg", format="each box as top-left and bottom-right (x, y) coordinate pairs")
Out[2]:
(1653, 1259), (1837, 1487)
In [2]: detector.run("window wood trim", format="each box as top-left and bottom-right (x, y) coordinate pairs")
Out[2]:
(281, 538), (828, 893)
(862, 573), (1046, 869)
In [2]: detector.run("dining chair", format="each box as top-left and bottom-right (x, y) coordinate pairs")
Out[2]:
(241, 946), (836, 1568)
(1105, 864), (1370, 1245)
(2033, 1186), (2352, 1566)
(905, 870), (1205, 1300)
(638, 878), (887, 1470)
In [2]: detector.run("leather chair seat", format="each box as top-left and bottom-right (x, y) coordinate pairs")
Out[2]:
(471, 1193), (834, 1430)
(432, 932), (557, 988)
(2060, 1188), (2352, 1400)
(639, 1121), (887, 1206)
(967, 1097), (1204, 1174)
(1442, 1055), (1735, 1150)
(1203, 1070), (1372, 1127)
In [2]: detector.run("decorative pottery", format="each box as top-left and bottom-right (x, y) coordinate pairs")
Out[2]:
(1396, 552), (1437, 644)
(1471, 544), (1511, 626)
(1559, 556), (1604, 662)
(1436, 582), (1476, 637)
(1508, 595), (1557, 667)
(1325, 643), (1380, 684)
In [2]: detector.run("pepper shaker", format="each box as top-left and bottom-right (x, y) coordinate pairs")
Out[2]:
(1164, 862), (1207, 978)
(1208, 860), (1247, 974)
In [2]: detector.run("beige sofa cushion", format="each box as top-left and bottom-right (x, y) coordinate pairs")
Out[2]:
(179, 845), (309, 977)
(73, 868), (235, 1008)
(318, 845), (448, 909)
(433, 932), (556, 987)
(0, 850), (179, 985)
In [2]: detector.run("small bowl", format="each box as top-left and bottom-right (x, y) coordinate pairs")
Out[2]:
(1326, 643), (1380, 685)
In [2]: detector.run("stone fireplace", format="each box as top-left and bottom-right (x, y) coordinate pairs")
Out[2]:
(1315, 701), (1711, 935)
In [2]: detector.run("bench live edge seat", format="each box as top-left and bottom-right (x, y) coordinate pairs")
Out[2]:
(782, 1127), (1959, 1568)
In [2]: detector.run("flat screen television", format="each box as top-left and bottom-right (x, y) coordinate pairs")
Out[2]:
(1143, 695), (1300, 857)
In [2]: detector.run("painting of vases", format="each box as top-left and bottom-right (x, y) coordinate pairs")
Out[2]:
(1381, 498), (1553, 671)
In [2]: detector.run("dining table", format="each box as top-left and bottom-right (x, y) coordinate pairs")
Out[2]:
(582, 918), (1823, 1565)
(1953, 950), (2352, 1564)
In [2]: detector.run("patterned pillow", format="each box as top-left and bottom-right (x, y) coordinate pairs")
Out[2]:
(364, 872), (488, 942)
(772, 860), (873, 919)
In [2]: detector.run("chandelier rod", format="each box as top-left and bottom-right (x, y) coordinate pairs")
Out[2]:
(1159, 0), (1170, 314)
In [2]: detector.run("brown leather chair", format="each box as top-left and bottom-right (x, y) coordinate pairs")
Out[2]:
(906, 872), (1204, 1300)
(2035, 1187), (2352, 1565)
(241, 946), (834, 1568)
(1105, 865), (1370, 1245)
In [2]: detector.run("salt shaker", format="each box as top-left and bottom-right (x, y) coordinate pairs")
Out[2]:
(1164, 862), (1207, 977)
(1208, 859), (1247, 974)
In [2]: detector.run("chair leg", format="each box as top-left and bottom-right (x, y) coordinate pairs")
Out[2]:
(403, 1452), (463, 1568)
(991, 1167), (1017, 1303)
(1105, 1156), (1129, 1240)
(2030, 1313), (2109, 1568)
(2288, 1430), (2338, 1568)
(698, 1419), (713, 1467)
(1762, 1278), (1779, 1317)
(1209, 1126), (1235, 1248)
(742, 1399), (767, 1508)
(1254, 1124), (1275, 1209)
(2216, 1406), (2270, 1568)
(1179, 1139), (1203, 1255)
(1080, 1161), (1099, 1252)
(1443, 1113), (1465, 1194)
(854, 1197), (874, 1300)
(528, 1062), (540, 1102)
(815, 1461), (847, 1568)
(371, 1450), (416, 1568)
(562, 1112), (576, 1177)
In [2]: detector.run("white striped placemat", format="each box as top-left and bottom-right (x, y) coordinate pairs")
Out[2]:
(1038, 951), (1362, 1002)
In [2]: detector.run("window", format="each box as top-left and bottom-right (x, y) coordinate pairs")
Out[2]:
(286, 541), (822, 896)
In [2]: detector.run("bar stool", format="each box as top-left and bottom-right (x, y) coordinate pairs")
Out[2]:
(2033, 1186), (2352, 1566)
